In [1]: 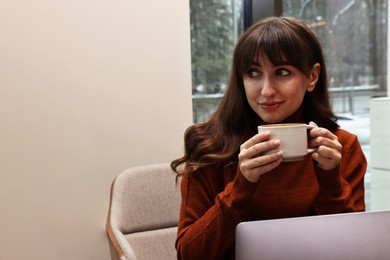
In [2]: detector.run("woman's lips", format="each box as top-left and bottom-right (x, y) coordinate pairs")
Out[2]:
(259, 101), (284, 111)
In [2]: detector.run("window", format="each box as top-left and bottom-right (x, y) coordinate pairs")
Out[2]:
(281, 0), (388, 211)
(190, 0), (388, 210)
(282, 0), (387, 113)
(190, 0), (244, 123)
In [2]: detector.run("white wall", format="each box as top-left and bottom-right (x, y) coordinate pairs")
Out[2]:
(0, 1), (192, 259)
(369, 2), (390, 211)
(370, 97), (390, 211)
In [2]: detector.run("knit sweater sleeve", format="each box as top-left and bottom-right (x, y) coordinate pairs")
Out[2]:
(176, 166), (258, 260)
(314, 129), (367, 214)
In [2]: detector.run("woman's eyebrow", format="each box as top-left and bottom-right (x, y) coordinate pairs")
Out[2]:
(249, 61), (292, 67)
(273, 62), (295, 67)
(282, 61), (293, 65)
(249, 61), (261, 67)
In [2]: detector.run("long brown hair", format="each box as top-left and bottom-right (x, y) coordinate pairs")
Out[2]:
(172, 16), (338, 176)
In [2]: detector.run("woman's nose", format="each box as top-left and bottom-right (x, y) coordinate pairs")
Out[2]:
(260, 78), (276, 97)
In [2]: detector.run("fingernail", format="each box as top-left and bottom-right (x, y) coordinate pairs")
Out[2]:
(273, 140), (280, 145)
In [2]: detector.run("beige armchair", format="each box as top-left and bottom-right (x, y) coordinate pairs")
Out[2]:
(106, 163), (181, 260)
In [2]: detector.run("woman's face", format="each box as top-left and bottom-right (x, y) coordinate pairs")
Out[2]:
(243, 55), (320, 123)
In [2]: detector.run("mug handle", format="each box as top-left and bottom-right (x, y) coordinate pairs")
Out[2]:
(306, 124), (317, 154)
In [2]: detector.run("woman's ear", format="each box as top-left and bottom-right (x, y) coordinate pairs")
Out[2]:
(307, 63), (320, 92)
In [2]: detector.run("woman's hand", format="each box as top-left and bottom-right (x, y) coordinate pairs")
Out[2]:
(238, 131), (283, 182)
(309, 122), (342, 171)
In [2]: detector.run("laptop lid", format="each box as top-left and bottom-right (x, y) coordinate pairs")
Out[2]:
(236, 210), (390, 260)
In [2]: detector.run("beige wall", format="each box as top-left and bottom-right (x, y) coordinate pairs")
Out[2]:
(0, 1), (192, 259)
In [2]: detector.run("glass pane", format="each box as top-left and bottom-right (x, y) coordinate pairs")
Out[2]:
(190, 0), (244, 123)
(282, 0), (388, 211)
(283, 0), (387, 101)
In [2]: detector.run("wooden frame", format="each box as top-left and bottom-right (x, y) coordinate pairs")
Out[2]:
(106, 179), (126, 260)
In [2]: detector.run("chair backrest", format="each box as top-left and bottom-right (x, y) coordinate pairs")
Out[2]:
(106, 163), (181, 260)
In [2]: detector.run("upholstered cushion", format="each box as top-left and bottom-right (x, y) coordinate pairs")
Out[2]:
(124, 227), (178, 260)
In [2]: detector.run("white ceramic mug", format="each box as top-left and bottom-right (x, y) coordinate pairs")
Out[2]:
(258, 123), (317, 162)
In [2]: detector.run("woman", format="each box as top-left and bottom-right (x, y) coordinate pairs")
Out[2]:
(171, 16), (366, 260)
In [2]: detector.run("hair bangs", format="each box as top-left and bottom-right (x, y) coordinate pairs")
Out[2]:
(236, 19), (313, 77)
(260, 24), (310, 76)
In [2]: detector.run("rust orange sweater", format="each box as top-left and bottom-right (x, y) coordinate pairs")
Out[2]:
(176, 129), (366, 260)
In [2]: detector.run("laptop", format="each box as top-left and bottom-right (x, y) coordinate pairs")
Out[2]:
(236, 210), (390, 260)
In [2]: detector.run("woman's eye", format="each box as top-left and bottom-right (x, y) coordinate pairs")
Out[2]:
(247, 69), (260, 78)
(276, 68), (290, 77)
